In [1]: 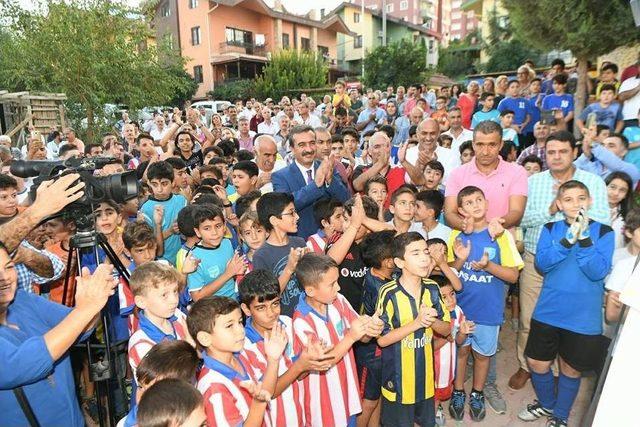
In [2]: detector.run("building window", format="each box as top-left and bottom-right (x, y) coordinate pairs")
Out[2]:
(301, 37), (310, 50)
(161, 3), (170, 17)
(354, 35), (362, 48)
(282, 33), (290, 48)
(354, 12), (360, 23)
(191, 26), (201, 45)
(318, 45), (329, 59)
(189, 0), (198, 8)
(400, 0), (408, 10)
(193, 65), (203, 84)
(225, 27), (253, 46)
(386, 3), (394, 13)
(428, 39), (435, 53)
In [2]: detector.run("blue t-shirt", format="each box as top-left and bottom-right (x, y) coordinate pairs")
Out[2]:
(186, 239), (237, 299)
(541, 93), (574, 117)
(579, 102), (623, 131)
(471, 109), (501, 129)
(357, 107), (386, 134)
(497, 97), (530, 127)
(0, 291), (91, 426)
(451, 229), (509, 326)
(623, 126), (640, 170)
(140, 194), (187, 265)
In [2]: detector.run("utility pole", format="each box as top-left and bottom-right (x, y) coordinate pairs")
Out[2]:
(382, 0), (387, 46)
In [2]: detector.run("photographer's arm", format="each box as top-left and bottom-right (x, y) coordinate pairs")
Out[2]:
(0, 175), (84, 253)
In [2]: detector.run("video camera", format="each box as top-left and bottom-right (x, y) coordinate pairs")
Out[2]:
(10, 157), (139, 229)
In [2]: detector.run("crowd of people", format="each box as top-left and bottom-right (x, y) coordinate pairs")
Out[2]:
(1, 55), (640, 427)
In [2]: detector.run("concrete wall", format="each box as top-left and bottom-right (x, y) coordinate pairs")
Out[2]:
(178, 0), (210, 98)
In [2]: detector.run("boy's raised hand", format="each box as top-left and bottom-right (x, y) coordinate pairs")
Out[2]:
(460, 320), (476, 335)
(453, 238), (471, 261)
(578, 207), (591, 241)
(284, 247), (306, 274)
(470, 250), (489, 271)
(418, 304), (438, 328)
(429, 242), (447, 266)
(264, 322), (288, 362)
(364, 312), (385, 338)
(350, 194), (365, 231)
(225, 252), (246, 277)
(239, 380), (272, 403)
(565, 211), (582, 245)
(460, 211), (474, 235)
(181, 254), (201, 275)
(347, 316), (370, 342)
(299, 336), (334, 372)
(153, 205), (164, 226)
(488, 217), (505, 240)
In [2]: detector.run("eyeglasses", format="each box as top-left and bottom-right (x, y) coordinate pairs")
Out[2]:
(280, 209), (297, 217)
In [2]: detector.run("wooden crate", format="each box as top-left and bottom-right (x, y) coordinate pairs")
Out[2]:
(0, 91), (67, 146)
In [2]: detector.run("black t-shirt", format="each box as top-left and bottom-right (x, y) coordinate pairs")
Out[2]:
(180, 150), (203, 172)
(327, 237), (368, 311)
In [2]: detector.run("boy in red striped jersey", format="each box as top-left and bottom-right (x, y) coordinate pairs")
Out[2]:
(239, 269), (334, 426)
(127, 262), (194, 383)
(188, 295), (288, 427)
(293, 253), (384, 427)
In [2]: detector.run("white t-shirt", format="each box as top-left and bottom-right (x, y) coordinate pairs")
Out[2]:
(613, 246), (636, 266)
(257, 121), (279, 136)
(604, 256), (638, 338)
(619, 77), (640, 121)
(405, 144), (460, 185)
(301, 114), (322, 129)
(150, 127), (169, 142)
(443, 128), (474, 154)
(409, 222), (452, 242)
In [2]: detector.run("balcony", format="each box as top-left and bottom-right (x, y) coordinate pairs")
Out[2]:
(218, 41), (268, 57)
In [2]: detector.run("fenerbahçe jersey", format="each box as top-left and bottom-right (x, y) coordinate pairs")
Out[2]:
(375, 278), (450, 404)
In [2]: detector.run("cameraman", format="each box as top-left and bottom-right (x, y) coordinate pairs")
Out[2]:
(0, 174), (118, 426)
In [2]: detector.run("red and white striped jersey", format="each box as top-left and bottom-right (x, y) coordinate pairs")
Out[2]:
(434, 305), (465, 389)
(243, 315), (305, 427)
(292, 294), (362, 427)
(197, 352), (270, 427)
(127, 309), (189, 382)
(306, 231), (328, 254)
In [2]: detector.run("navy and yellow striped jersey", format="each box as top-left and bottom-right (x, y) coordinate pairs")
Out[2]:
(375, 278), (450, 404)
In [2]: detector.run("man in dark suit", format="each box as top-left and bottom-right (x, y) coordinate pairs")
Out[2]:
(272, 125), (350, 239)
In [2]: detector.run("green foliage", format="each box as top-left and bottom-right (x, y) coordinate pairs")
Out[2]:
(501, 0), (638, 60)
(0, 0), (195, 140)
(209, 79), (255, 101)
(437, 31), (481, 79)
(254, 49), (328, 100)
(481, 11), (541, 73)
(363, 39), (430, 89)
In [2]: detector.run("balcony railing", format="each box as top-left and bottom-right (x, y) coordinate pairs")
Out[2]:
(219, 41), (268, 57)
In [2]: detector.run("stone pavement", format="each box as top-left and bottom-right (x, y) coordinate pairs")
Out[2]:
(443, 318), (596, 427)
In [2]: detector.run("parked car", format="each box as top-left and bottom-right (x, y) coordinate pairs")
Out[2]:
(190, 100), (232, 114)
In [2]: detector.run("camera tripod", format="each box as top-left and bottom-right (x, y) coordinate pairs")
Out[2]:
(60, 211), (131, 427)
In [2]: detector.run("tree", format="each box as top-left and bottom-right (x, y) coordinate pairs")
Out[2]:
(437, 31), (481, 80)
(208, 79), (255, 101)
(363, 38), (430, 89)
(502, 0), (639, 123)
(0, 0), (195, 140)
(253, 49), (328, 100)
(481, 12), (541, 73)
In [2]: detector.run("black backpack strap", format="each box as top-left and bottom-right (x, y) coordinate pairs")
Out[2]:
(13, 387), (41, 427)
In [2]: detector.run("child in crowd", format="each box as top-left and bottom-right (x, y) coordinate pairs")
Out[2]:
(497, 80), (531, 138)
(431, 96), (451, 131)
(365, 175), (389, 221)
(95, 200), (129, 267)
(254, 192), (308, 316)
(187, 205), (245, 301)
(122, 340), (200, 427)
(357, 230), (398, 427)
(423, 160), (445, 192)
(228, 160), (259, 204)
(333, 80), (352, 109)
(499, 141), (518, 162)
(521, 155), (543, 176)
(500, 110), (520, 148)
(388, 186), (417, 234)
(622, 108), (640, 170)
(127, 262), (192, 381)
(520, 181), (613, 427)
(426, 238), (462, 291)
(175, 205), (200, 270)
(605, 171), (634, 249)
(413, 190), (452, 242)
(541, 73), (574, 125)
(43, 216), (77, 306)
(187, 296), (287, 427)
(472, 92), (500, 129)
(140, 161), (188, 265)
(293, 253), (383, 427)
(327, 195), (385, 311)
(307, 198), (345, 254)
(432, 276), (475, 427)
(235, 190), (262, 219)
(577, 84), (624, 133)
(459, 140), (474, 165)
(595, 62), (620, 97)
(237, 211), (267, 270)
(437, 135), (453, 150)
(376, 232), (451, 427)
(239, 269), (332, 427)
(137, 379), (205, 427)
(209, 156), (236, 196)
(447, 186), (523, 422)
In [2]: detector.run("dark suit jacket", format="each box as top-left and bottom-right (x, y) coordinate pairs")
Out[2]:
(272, 160), (350, 239)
